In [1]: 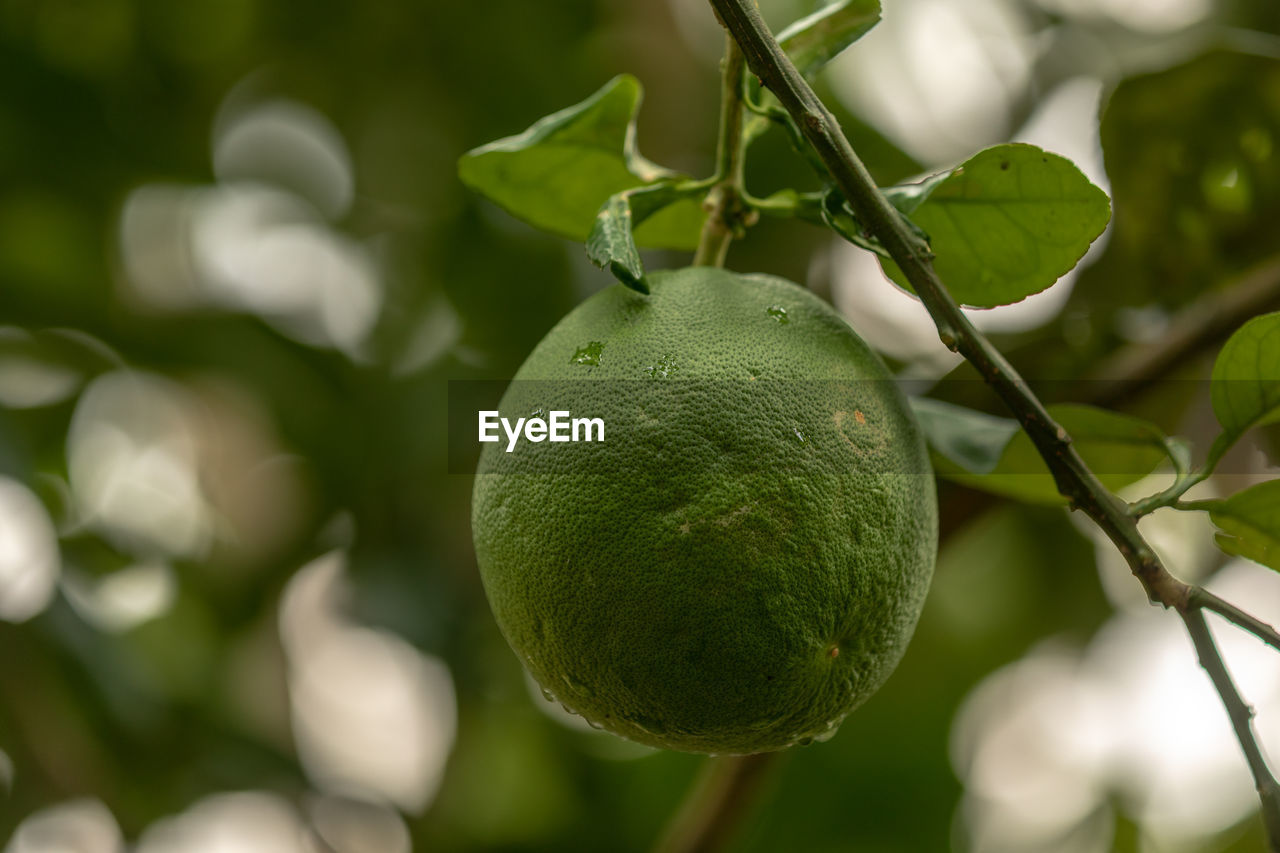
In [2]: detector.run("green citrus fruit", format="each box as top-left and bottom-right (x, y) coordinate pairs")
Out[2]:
(472, 266), (937, 753)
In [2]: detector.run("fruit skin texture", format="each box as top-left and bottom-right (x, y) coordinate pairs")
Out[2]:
(472, 267), (937, 754)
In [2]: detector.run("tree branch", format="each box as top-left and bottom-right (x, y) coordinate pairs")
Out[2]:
(706, 0), (1280, 845)
(1182, 609), (1280, 849)
(1190, 586), (1280, 653)
(1086, 254), (1280, 408)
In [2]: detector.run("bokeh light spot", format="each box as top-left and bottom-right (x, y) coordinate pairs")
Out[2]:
(0, 476), (61, 623)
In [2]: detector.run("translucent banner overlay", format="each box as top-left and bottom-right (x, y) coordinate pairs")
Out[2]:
(447, 379), (1275, 478)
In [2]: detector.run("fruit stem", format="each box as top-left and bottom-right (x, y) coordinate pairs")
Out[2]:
(693, 33), (753, 269)
(654, 752), (779, 853)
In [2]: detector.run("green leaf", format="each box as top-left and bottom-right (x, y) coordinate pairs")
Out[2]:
(879, 143), (1111, 308)
(587, 194), (646, 293)
(909, 398), (1019, 475)
(1209, 311), (1280, 458)
(586, 184), (698, 293)
(819, 174), (946, 256)
(776, 0), (881, 78)
(883, 171), (950, 216)
(458, 75), (704, 250)
(1205, 479), (1280, 572)
(820, 190), (885, 257)
(914, 401), (1171, 504)
(744, 2), (882, 146)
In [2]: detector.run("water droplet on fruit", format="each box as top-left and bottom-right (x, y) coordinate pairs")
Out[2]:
(570, 341), (604, 366)
(793, 427), (807, 443)
(632, 714), (667, 735)
(564, 673), (593, 696)
(585, 718), (603, 730)
(814, 727), (838, 743)
(643, 353), (679, 378)
(540, 687), (556, 703)
(797, 735), (815, 746)
(530, 407), (545, 419)
(766, 305), (789, 324)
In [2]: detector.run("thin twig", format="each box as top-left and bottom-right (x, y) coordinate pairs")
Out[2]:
(1182, 609), (1280, 850)
(1086, 254), (1280, 408)
(655, 753), (779, 853)
(706, 0), (1280, 844)
(1190, 587), (1280, 653)
(693, 34), (752, 268)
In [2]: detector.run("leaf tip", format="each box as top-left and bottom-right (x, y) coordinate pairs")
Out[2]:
(608, 261), (648, 294)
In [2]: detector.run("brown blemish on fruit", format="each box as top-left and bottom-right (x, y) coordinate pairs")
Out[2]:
(828, 645), (840, 658)
(833, 411), (856, 450)
(834, 409), (887, 456)
(835, 409), (867, 429)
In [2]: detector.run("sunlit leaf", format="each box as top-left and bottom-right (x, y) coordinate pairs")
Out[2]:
(744, 2), (883, 148)
(458, 75), (704, 250)
(777, 0), (881, 78)
(1209, 311), (1280, 458)
(914, 401), (1171, 504)
(880, 144), (1111, 307)
(1205, 479), (1280, 571)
